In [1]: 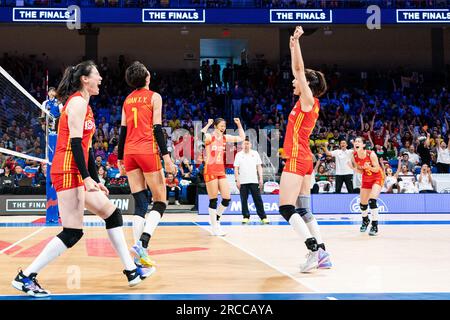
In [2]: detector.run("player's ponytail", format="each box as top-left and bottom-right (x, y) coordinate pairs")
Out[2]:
(56, 60), (97, 103)
(305, 69), (327, 98)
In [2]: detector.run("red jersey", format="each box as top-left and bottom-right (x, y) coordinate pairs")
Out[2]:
(353, 150), (383, 178)
(51, 92), (96, 174)
(123, 88), (158, 155)
(283, 98), (320, 160)
(204, 135), (226, 176)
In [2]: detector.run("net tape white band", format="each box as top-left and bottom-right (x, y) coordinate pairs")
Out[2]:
(0, 65), (54, 119)
(0, 147), (51, 165)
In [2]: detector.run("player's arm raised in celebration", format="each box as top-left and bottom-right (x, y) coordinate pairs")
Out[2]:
(225, 118), (245, 143)
(117, 107), (127, 176)
(67, 96), (99, 192)
(290, 26), (315, 113)
(152, 92), (177, 175)
(202, 119), (214, 145)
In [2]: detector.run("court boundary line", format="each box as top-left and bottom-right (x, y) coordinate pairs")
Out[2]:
(2, 290), (450, 297)
(0, 227), (46, 255)
(193, 221), (323, 293)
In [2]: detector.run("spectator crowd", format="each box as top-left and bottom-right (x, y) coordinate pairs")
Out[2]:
(0, 50), (449, 198)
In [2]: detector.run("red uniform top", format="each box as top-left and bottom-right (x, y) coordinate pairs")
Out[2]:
(51, 92), (96, 174)
(353, 150), (383, 179)
(283, 98), (320, 160)
(204, 135), (226, 176)
(123, 88), (158, 155)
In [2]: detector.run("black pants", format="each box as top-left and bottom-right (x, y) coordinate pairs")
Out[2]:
(166, 186), (180, 201)
(436, 162), (450, 173)
(419, 190), (436, 193)
(240, 183), (266, 219)
(335, 174), (354, 193)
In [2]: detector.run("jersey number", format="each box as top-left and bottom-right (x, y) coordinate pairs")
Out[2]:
(216, 151), (222, 162)
(131, 107), (138, 128)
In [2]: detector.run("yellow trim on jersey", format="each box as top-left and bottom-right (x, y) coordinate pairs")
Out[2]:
(291, 113), (305, 158)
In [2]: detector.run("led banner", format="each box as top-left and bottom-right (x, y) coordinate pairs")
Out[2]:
(0, 195), (134, 215)
(142, 9), (205, 23)
(198, 193), (450, 215)
(269, 9), (333, 24)
(12, 7), (76, 22)
(396, 9), (450, 23)
(1, 7), (449, 24)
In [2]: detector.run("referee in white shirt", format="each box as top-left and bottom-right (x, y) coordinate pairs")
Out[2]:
(325, 140), (354, 193)
(234, 138), (269, 224)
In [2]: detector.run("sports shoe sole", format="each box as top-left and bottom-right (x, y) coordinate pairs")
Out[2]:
(11, 280), (50, 298)
(139, 266), (156, 279)
(300, 263), (319, 273)
(128, 277), (142, 287)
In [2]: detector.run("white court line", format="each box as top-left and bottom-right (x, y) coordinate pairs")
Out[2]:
(193, 222), (322, 293)
(326, 296), (338, 300)
(0, 227), (46, 255)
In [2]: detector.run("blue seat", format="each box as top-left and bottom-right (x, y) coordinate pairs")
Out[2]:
(107, 168), (120, 178)
(389, 159), (399, 168)
(431, 166), (438, 173)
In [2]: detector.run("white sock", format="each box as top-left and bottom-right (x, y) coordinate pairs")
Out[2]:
(361, 209), (369, 218)
(132, 215), (146, 245)
(209, 208), (217, 227)
(288, 214), (313, 240)
(24, 236), (67, 276)
(370, 207), (379, 221)
(216, 203), (227, 220)
(142, 211), (161, 238)
(306, 218), (323, 244)
(107, 227), (136, 271)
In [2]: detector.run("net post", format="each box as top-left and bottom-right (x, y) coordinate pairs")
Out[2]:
(46, 132), (59, 224)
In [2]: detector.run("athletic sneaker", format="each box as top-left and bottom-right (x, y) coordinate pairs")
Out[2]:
(12, 269), (50, 298)
(317, 250), (332, 269)
(242, 218), (250, 224)
(136, 265), (156, 279)
(212, 222), (226, 236)
(300, 248), (327, 273)
(175, 201), (180, 205)
(360, 216), (370, 232)
(123, 268), (142, 287)
(131, 241), (156, 268)
(261, 218), (270, 225)
(369, 221), (378, 236)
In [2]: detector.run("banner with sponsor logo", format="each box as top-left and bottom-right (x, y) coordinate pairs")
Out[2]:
(0, 195), (134, 215)
(1, 8), (449, 24)
(198, 193), (450, 215)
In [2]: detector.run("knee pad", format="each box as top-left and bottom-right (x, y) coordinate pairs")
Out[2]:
(221, 198), (231, 207)
(104, 208), (123, 229)
(151, 201), (166, 218)
(369, 199), (378, 209)
(297, 208), (314, 223)
(360, 203), (368, 211)
(133, 190), (149, 218)
(279, 205), (296, 222)
(57, 228), (83, 248)
(296, 195), (311, 209)
(209, 198), (218, 209)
